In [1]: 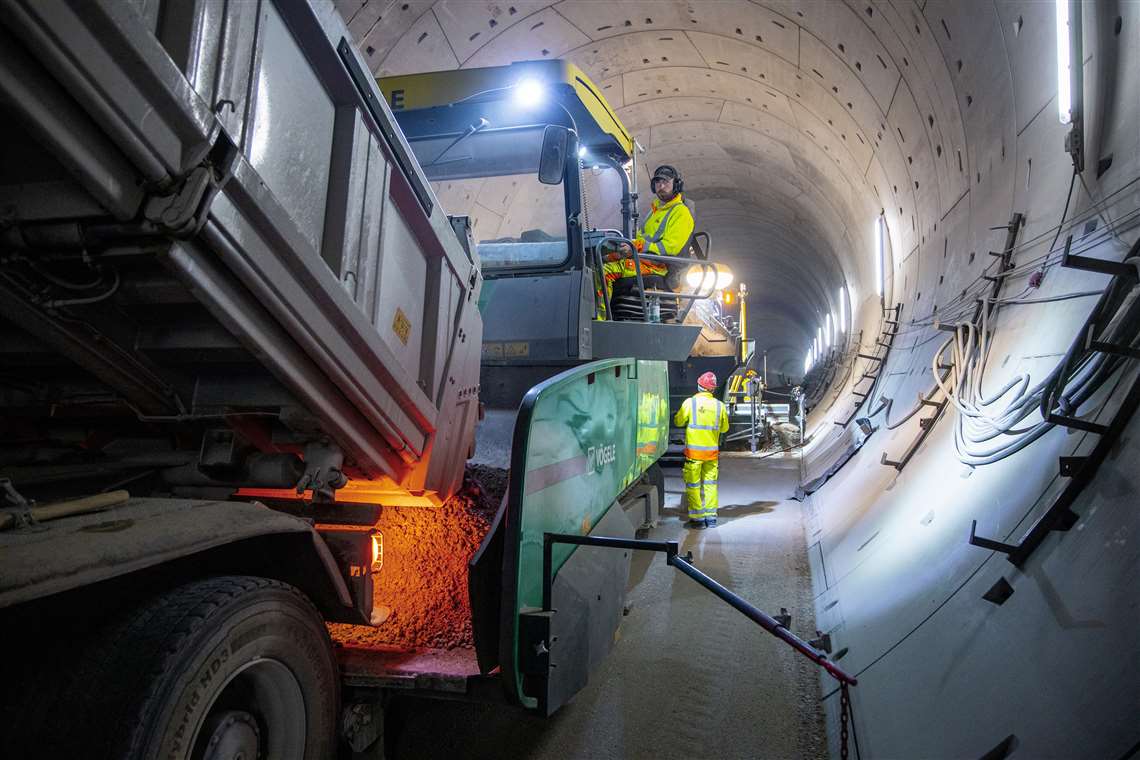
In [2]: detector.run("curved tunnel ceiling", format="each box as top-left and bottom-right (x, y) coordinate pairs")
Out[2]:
(337, 0), (1029, 377)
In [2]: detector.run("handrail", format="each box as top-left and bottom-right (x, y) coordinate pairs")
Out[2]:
(541, 532), (858, 687)
(639, 289), (715, 301)
(591, 242), (612, 320)
(596, 235), (719, 322)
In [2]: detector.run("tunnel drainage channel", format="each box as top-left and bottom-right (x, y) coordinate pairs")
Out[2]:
(541, 532), (861, 758)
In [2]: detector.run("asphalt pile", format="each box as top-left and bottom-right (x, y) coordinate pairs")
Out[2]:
(329, 466), (506, 650)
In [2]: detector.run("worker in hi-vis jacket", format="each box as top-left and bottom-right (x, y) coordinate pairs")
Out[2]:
(673, 371), (729, 529)
(598, 165), (695, 318)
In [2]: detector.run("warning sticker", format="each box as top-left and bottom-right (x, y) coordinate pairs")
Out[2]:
(392, 308), (411, 345)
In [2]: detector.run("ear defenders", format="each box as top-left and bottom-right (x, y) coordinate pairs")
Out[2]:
(650, 164), (683, 194)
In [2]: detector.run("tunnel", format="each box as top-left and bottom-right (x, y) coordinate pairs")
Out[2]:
(338, 1), (1140, 757)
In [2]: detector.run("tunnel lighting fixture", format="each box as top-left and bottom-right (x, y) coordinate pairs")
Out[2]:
(804, 350), (812, 374)
(838, 288), (847, 333)
(874, 214), (885, 298)
(513, 77), (546, 108)
(686, 262), (734, 291)
(1055, 0), (1072, 125)
(827, 313), (834, 346)
(1054, 0), (1084, 170)
(578, 145), (588, 159)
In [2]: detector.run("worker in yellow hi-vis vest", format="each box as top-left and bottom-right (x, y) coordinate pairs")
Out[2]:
(597, 165), (695, 318)
(673, 371), (730, 529)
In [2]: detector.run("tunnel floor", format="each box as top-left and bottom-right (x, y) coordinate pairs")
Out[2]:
(385, 457), (826, 759)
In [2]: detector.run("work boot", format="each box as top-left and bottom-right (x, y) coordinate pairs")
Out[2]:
(705, 518), (717, 528)
(687, 519), (706, 530)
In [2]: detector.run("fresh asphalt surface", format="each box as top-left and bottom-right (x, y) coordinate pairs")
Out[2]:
(385, 457), (828, 760)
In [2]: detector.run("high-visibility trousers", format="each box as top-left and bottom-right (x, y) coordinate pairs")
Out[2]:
(597, 258), (669, 317)
(682, 457), (719, 520)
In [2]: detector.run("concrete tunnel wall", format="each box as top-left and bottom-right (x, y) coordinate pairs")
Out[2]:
(336, 1), (1140, 756)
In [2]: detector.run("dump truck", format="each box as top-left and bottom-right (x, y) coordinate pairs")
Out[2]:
(0, 2), (713, 757)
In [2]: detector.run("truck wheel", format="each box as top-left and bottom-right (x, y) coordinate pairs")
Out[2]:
(72, 576), (338, 760)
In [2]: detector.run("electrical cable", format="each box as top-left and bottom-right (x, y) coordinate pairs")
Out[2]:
(1077, 171), (1130, 251)
(992, 289), (1103, 305)
(862, 227), (1137, 468)
(830, 179), (1140, 453)
(1046, 168), (1079, 257)
(881, 201), (1140, 341)
(879, 208), (1140, 343)
(928, 247), (1138, 466)
(41, 270), (120, 308)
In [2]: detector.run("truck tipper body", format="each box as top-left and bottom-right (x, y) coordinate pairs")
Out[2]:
(0, 0), (482, 508)
(0, 1), (694, 756)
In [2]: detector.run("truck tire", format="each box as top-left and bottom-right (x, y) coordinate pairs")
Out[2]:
(63, 576), (339, 760)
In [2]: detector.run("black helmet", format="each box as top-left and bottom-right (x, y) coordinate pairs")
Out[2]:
(651, 164), (683, 194)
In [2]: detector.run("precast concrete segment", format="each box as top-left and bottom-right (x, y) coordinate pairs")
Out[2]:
(384, 458), (826, 759)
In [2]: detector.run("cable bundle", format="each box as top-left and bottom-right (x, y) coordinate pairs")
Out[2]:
(933, 255), (1139, 466)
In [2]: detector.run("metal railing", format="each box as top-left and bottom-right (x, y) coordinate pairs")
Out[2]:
(595, 235), (720, 323)
(541, 532), (857, 686)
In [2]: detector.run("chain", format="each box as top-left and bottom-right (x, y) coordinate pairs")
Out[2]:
(839, 683), (850, 760)
(579, 159), (592, 231)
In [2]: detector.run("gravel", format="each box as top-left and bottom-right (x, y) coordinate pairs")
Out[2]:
(328, 466), (505, 650)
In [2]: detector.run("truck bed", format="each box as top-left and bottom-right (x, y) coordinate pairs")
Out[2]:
(0, 0), (481, 506)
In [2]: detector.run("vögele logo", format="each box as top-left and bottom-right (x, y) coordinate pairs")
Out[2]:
(586, 443), (616, 472)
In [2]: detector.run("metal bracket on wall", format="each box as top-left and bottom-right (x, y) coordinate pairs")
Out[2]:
(1045, 411), (1108, 435)
(836, 304), (902, 429)
(969, 360), (1140, 566)
(967, 224), (1140, 566)
(1089, 340), (1140, 359)
(1060, 236), (1138, 282)
(879, 391), (947, 471)
(808, 630), (832, 653)
(876, 221), (1024, 475)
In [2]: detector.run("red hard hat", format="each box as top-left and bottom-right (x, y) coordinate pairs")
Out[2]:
(697, 372), (717, 390)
